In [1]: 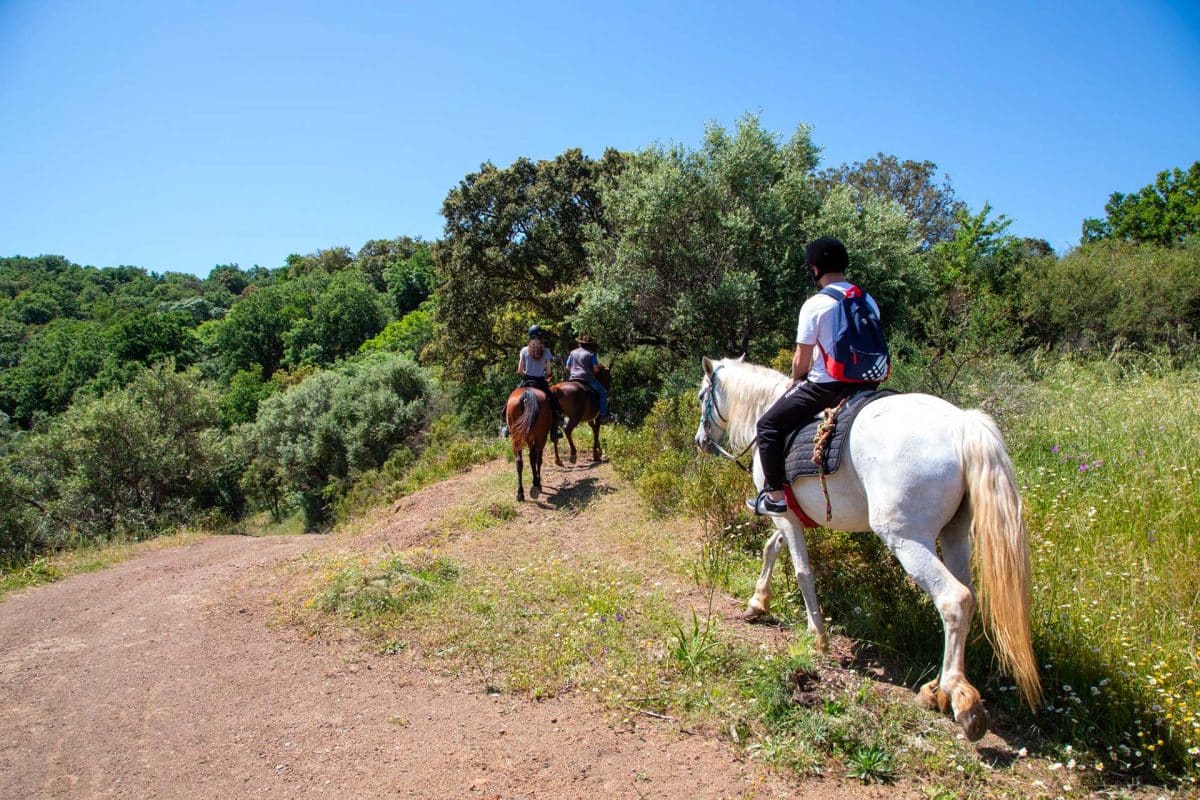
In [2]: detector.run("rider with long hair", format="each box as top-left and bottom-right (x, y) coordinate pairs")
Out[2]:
(506, 324), (563, 438)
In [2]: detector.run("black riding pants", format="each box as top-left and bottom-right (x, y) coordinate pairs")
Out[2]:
(756, 379), (878, 491)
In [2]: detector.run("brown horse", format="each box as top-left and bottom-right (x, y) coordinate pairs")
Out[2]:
(505, 385), (554, 501)
(551, 365), (611, 465)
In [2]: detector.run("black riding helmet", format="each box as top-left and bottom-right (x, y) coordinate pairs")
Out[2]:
(805, 236), (849, 278)
(527, 324), (545, 340)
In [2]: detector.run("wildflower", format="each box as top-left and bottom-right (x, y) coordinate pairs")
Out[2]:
(1079, 463), (1089, 472)
(1052, 445), (1060, 454)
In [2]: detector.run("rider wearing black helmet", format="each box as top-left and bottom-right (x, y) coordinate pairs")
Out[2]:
(502, 324), (564, 438)
(747, 236), (887, 516)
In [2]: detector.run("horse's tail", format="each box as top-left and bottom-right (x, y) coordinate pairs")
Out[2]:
(511, 388), (539, 449)
(957, 410), (1043, 711)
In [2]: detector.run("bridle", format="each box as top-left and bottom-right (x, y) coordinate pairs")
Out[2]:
(698, 365), (756, 474)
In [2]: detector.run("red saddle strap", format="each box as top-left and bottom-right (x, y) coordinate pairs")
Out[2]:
(783, 485), (821, 529)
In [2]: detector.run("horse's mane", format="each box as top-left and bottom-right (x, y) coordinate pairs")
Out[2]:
(711, 358), (788, 450)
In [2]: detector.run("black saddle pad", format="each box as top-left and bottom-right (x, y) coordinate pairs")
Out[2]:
(783, 389), (896, 482)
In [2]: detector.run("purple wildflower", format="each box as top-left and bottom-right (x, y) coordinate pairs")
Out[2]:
(1079, 463), (1089, 472)
(1052, 445), (1060, 454)
(615, 613), (624, 622)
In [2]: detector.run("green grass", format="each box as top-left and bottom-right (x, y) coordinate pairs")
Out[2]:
(1002, 362), (1200, 779)
(306, 542), (990, 788)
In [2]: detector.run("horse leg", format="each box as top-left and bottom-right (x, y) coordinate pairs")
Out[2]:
(553, 430), (564, 467)
(777, 521), (827, 650)
(565, 421), (578, 464)
(744, 530), (785, 622)
(531, 445), (543, 497)
(939, 498), (974, 591)
(881, 532), (986, 741)
(515, 449), (525, 502)
(589, 419), (601, 462)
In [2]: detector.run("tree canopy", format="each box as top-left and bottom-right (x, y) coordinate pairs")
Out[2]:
(434, 147), (628, 371)
(1083, 161), (1200, 246)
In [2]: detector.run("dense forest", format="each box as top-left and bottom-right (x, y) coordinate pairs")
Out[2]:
(2, 115), (1197, 560)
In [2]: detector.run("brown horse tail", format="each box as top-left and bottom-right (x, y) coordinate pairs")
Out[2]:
(511, 388), (540, 449)
(958, 410), (1043, 711)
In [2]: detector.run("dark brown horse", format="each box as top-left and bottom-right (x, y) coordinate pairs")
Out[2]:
(551, 365), (611, 465)
(505, 385), (554, 500)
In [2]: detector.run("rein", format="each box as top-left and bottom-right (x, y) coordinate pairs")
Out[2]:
(811, 396), (849, 522)
(701, 366), (757, 475)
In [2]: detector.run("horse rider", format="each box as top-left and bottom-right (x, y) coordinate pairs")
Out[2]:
(747, 236), (887, 516)
(503, 324), (563, 438)
(565, 334), (616, 424)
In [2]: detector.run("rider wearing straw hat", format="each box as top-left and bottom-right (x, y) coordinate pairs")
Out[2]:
(565, 334), (615, 423)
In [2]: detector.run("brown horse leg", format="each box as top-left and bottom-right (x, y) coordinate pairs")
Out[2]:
(553, 431), (564, 467)
(565, 420), (578, 464)
(530, 446), (542, 497)
(515, 450), (525, 501)
(590, 419), (602, 462)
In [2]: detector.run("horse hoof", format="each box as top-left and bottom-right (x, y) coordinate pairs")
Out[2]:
(569, 454), (577, 465)
(952, 683), (988, 741)
(917, 680), (951, 714)
(530, 486), (540, 499)
(742, 604), (771, 623)
(957, 703), (989, 742)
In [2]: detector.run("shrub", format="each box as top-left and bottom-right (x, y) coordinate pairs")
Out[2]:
(243, 353), (431, 529)
(0, 366), (233, 556)
(1019, 239), (1200, 360)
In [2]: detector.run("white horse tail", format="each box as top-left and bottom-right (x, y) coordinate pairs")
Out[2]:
(957, 410), (1043, 710)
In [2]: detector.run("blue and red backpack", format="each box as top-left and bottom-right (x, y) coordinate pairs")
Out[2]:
(818, 285), (890, 383)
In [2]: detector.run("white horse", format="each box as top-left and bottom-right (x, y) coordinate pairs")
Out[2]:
(694, 356), (1041, 741)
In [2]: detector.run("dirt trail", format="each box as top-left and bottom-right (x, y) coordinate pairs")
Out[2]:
(0, 461), (899, 800)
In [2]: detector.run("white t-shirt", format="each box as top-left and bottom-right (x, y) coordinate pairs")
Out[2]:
(519, 345), (554, 378)
(796, 281), (881, 384)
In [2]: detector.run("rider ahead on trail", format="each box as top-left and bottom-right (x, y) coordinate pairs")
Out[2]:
(508, 324), (564, 437)
(565, 335), (615, 423)
(747, 236), (889, 516)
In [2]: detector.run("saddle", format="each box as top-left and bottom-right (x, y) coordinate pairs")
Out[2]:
(782, 389), (896, 483)
(567, 377), (599, 399)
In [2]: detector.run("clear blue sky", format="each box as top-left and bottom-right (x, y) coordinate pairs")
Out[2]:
(1, 1), (1197, 276)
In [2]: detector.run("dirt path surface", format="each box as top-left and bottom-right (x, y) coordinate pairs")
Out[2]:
(0, 462), (902, 800)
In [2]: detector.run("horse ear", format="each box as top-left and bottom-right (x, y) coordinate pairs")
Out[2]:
(702, 356), (714, 376)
